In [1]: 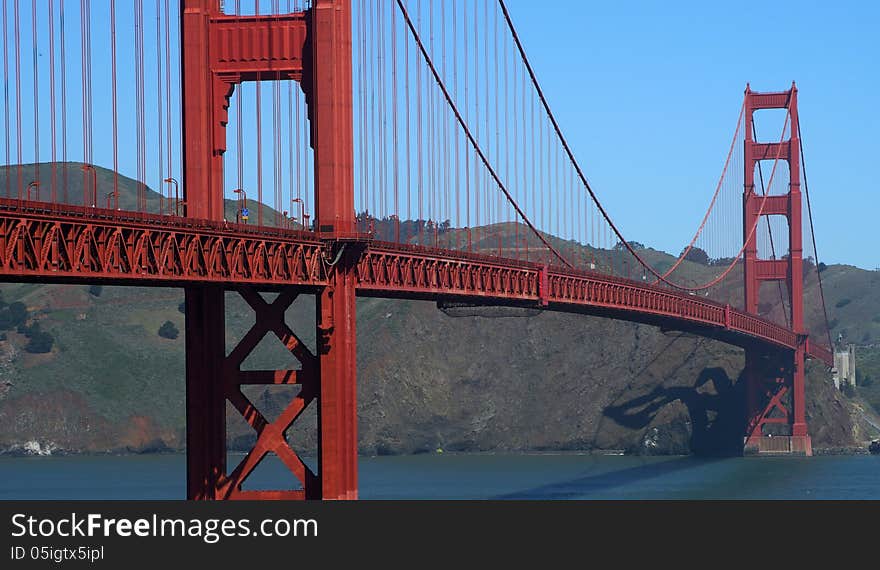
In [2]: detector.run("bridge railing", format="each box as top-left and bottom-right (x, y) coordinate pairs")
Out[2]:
(0, 198), (321, 243)
(0, 199), (833, 365)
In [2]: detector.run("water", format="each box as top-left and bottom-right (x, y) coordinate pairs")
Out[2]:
(1, 453), (878, 500)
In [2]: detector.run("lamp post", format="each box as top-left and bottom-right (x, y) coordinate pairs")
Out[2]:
(291, 197), (305, 229)
(233, 188), (248, 224)
(163, 177), (180, 216)
(81, 164), (97, 207)
(26, 181), (40, 201)
(389, 214), (400, 243)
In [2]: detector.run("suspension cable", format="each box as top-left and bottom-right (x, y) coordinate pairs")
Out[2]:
(499, 0), (788, 292)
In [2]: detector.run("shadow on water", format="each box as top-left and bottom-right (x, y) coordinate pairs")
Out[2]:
(605, 366), (747, 457)
(493, 455), (725, 499)
(493, 366), (745, 499)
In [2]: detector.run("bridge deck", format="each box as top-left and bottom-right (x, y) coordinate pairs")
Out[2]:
(0, 199), (832, 366)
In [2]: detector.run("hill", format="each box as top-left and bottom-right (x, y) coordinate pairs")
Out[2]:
(0, 163), (876, 456)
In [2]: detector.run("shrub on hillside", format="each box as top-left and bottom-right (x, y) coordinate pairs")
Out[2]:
(680, 246), (710, 265)
(835, 298), (851, 309)
(88, 285), (103, 297)
(22, 323), (54, 354)
(158, 320), (179, 340)
(0, 302), (28, 331)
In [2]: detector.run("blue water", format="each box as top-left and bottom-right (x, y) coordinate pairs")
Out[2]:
(1, 453), (879, 500)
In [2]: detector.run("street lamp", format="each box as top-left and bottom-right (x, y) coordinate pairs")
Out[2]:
(389, 214), (400, 243)
(81, 164), (97, 207)
(233, 188), (248, 224)
(25, 181), (40, 201)
(291, 197), (305, 229)
(163, 177), (180, 216)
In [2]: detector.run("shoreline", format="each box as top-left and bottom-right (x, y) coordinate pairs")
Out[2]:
(1, 445), (874, 459)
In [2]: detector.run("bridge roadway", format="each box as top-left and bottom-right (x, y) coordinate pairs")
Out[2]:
(0, 198), (832, 366)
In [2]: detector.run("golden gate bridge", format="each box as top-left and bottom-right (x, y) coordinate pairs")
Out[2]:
(0, 0), (833, 499)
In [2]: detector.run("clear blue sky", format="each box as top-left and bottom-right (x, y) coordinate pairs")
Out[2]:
(505, 0), (878, 269)
(3, 1), (877, 269)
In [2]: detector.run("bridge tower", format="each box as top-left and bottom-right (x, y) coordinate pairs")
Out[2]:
(742, 83), (810, 455)
(181, 0), (358, 499)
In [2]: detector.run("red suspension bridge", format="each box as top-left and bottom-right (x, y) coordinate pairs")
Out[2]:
(0, 0), (833, 500)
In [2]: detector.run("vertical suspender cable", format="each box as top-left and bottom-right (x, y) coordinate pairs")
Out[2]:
(255, 2), (263, 226)
(287, 0), (305, 228)
(234, 1), (242, 217)
(165, 0), (172, 212)
(110, 0), (118, 208)
(14, 0), (21, 197)
(404, 5), (411, 239)
(49, 0), (57, 202)
(2, 0), (9, 197)
(32, 0), (39, 190)
(472, 0), (479, 247)
(136, 0), (146, 210)
(453, 2), (460, 248)
(391, 0), (399, 238)
(156, 0), (164, 213)
(462, 0), (469, 250)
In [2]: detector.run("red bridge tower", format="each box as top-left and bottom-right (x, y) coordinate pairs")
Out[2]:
(181, 0), (358, 499)
(742, 83), (811, 455)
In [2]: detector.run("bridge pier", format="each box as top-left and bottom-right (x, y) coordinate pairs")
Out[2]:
(743, 344), (811, 456)
(185, 286), (226, 500)
(184, 276), (358, 500)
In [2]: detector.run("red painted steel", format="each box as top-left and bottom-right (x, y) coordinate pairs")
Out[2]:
(181, 1), (308, 222)
(0, 198), (328, 286)
(179, 0), (358, 499)
(310, 0), (359, 501)
(186, 287), (320, 500)
(743, 84), (810, 453)
(0, 201), (833, 365)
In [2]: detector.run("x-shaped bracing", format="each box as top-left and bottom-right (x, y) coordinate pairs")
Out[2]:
(217, 289), (319, 500)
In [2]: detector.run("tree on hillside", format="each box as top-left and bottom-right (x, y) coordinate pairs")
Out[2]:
(681, 246), (710, 265)
(0, 301), (28, 331)
(22, 323), (54, 354)
(158, 320), (179, 340)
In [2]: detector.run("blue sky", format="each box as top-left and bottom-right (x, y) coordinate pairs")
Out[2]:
(505, 0), (879, 269)
(2, 1), (877, 269)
